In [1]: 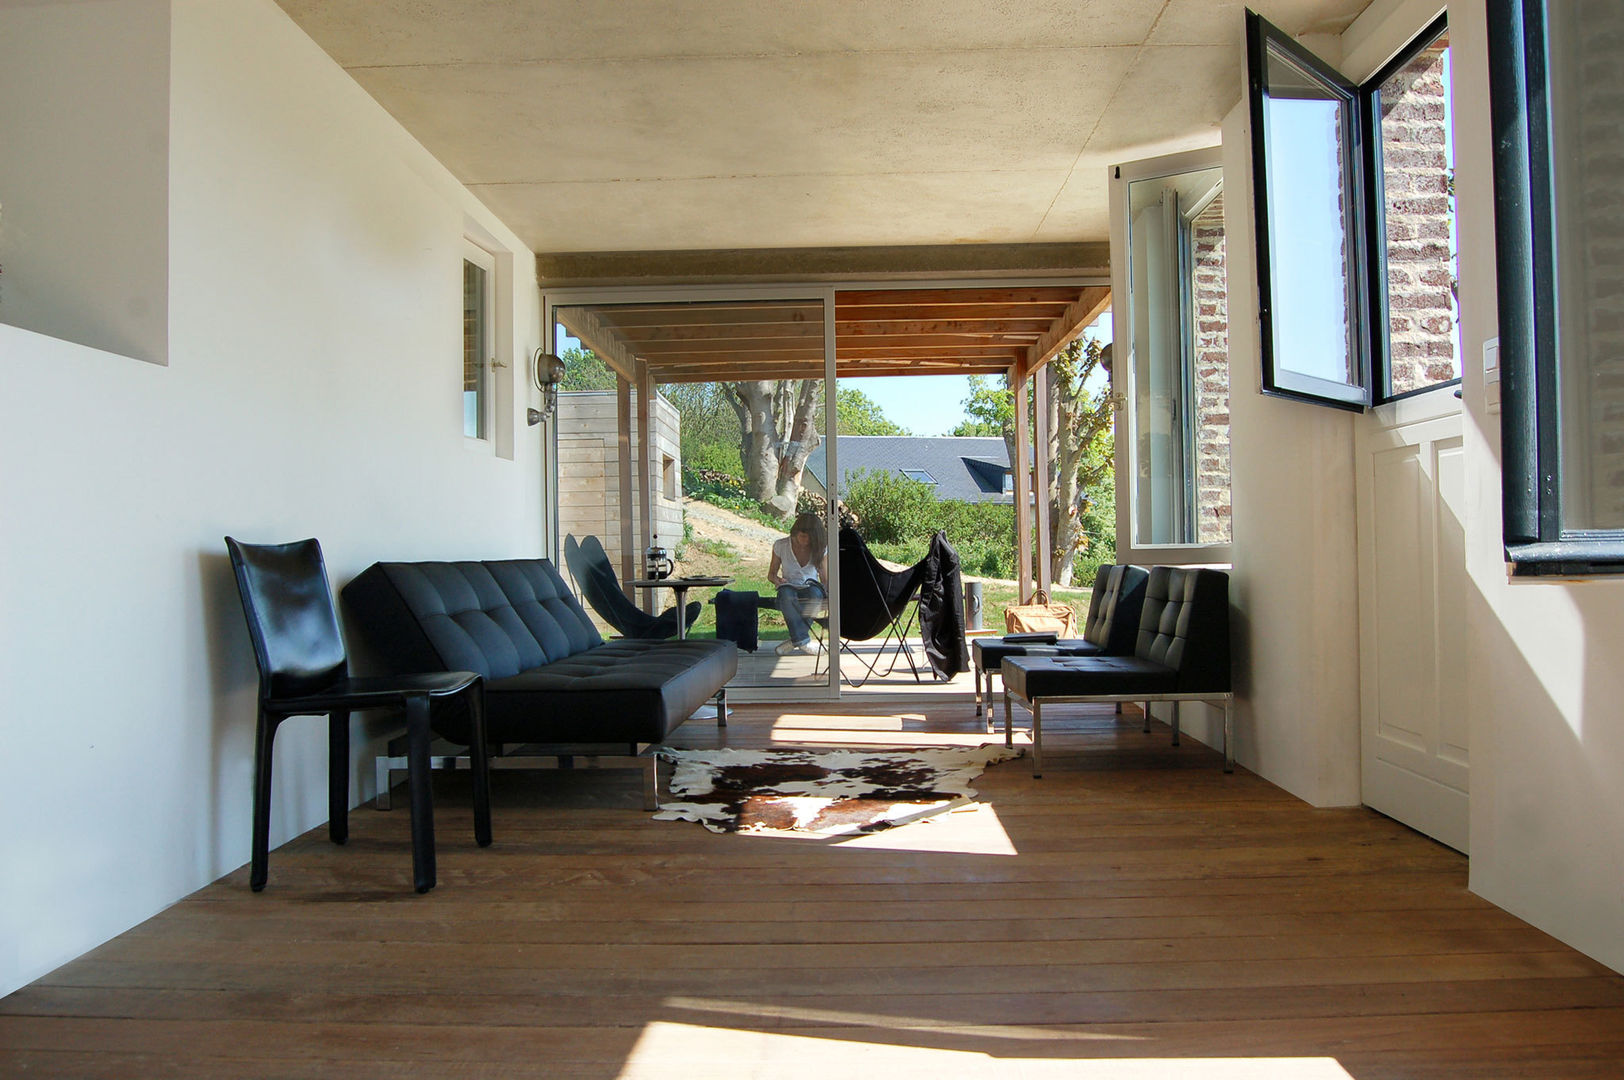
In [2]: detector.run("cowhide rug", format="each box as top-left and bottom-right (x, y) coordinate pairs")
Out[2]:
(652, 745), (1022, 837)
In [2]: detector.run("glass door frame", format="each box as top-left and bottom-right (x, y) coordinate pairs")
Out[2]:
(543, 273), (1111, 703)
(542, 283), (844, 702)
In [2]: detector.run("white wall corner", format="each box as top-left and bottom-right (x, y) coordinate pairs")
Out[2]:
(1218, 96), (1363, 808)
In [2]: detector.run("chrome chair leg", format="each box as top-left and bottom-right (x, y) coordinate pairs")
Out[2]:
(1031, 701), (1044, 779)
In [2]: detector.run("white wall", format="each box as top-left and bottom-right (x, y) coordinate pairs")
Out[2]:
(1213, 0), (1463, 812)
(0, 0), (170, 363)
(1220, 0), (1624, 972)
(0, 0), (545, 997)
(1448, 0), (1624, 975)
(1219, 96), (1363, 806)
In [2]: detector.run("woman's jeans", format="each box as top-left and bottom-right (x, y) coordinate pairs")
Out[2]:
(776, 582), (826, 645)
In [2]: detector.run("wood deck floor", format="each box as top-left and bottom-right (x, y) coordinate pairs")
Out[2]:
(5, 702), (1623, 1078)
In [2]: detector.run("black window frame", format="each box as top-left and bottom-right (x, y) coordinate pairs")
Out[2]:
(1487, 0), (1624, 575)
(1247, 11), (1463, 412)
(1364, 14), (1458, 405)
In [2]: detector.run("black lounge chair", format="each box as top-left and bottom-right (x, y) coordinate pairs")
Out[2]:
(1000, 566), (1233, 778)
(812, 526), (926, 687)
(563, 534), (699, 640)
(972, 563), (1150, 724)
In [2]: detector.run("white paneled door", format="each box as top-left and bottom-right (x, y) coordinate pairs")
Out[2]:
(1356, 401), (1468, 852)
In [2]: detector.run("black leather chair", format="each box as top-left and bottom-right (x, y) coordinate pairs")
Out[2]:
(563, 534), (699, 640)
(816, 525), (925, 686)
(1000, 567), (1232, 778)
(225, 537), (491, 893)
(972, 563), (1150, 724)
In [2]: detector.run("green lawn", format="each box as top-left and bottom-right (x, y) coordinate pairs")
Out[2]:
(674, 536), (1091, 642)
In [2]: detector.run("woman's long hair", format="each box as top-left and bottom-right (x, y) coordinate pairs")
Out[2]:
(790, 511), (827, 566)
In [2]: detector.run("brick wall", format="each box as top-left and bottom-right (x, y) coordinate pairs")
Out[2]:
(1377, 36), (1458, 397)
(462, 260), (481, 393)
(1192, 195), (1233, 545)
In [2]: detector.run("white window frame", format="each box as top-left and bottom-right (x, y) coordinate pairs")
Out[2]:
(1109, 146), (1234, 566)
(462, 239), (498, 450)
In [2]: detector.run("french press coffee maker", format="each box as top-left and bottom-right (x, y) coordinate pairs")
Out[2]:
(644, 535), (674, 580)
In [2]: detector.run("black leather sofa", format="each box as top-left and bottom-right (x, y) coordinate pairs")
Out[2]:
(1000, 566), (1232, 778)
(343, 558), (737, 807)
(972, 563), (1150, 722)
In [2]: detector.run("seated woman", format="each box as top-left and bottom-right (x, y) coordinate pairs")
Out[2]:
(768, 512), (827, 656)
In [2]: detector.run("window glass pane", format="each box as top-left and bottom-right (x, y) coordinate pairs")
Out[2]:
(1262, 46), (1362, 394)
(1190, 193), (1233, 544)
(554, 298), (835, 690)
(462, 258), (488, 440)
(1375, 30), (1460, 397)
(1549, 1), (1624, 531)
(1125, 165), (1229, 546)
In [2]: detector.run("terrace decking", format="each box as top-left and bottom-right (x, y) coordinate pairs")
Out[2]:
(3, 702), (1621, 1078)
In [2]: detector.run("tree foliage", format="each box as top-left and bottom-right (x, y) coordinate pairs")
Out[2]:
(559, 347), (616, 392)
(956, 340), (1117, 585)
(835, 387), (909, 435)
(663, 380), (910, 518)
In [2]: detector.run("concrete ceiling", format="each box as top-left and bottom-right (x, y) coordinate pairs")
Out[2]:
(275, 0), (1369, 260)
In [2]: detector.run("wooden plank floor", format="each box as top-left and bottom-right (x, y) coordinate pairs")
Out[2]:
(5, 702), (1623, 1078)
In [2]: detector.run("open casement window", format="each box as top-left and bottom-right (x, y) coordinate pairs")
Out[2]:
(462, 240), (496, 442)
(1110, 147), (1234, 559)
(1247, 11), (1460, 411)
(1489, 0), (1624, 574)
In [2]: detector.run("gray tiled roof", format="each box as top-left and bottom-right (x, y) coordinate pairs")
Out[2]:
(805, 436), (1012, 503)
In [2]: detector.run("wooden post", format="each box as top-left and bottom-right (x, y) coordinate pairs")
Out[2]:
(1013, 367), (1033, 602)
(616, 373), (635, 593)
(1035, 364), (1053, 596)
(635, 361), (655, 613)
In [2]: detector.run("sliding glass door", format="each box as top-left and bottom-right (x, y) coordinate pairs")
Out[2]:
(547, 293), (839, 697)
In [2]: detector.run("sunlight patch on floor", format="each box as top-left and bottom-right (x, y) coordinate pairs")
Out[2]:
(663, 998), (1145, 1041)
(834, 800), (1019, 855)
(617, 1017), (1356, 1078)
(769, 710), (1023, 750)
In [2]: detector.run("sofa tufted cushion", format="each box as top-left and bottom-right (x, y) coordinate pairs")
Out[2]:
(1135, 567), (1230, 693)
(342, 557), (737, 748)
(1002, 654), (1176, 700)
(973, 563), (1149, 674)
(344, 559), (602, 681)
(974, 637), (1101, 670)
(1082, 563), (1150, 653)
(474, 637), (738, 745)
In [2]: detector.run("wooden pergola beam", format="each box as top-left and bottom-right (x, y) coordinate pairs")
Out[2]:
(837, 286), (1085, 308)
(1018, 286), (1113, 379)
(560, 306), (640, 381)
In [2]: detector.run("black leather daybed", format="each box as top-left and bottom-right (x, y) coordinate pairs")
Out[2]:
(343, 557), (737, 808)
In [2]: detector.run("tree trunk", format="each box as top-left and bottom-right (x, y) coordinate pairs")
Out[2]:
(724, 379), (822, 518)
(1043, 339), (1111, 586)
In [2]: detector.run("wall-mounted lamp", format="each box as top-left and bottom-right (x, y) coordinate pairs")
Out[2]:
(528, 348), (567, 426)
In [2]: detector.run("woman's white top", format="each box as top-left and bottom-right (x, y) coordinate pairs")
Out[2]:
(773, 536), (821, 587)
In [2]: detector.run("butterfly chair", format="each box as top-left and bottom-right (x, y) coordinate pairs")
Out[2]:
(562, 534), (700, 640)
(812, 526), (926, 687)
(225, 537), (491, 894)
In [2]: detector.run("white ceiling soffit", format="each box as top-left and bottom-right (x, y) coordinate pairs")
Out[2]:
(275, 0), (1369, 257)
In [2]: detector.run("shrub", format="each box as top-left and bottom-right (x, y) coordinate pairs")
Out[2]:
(841, 468), (1017, 578)
(840, 469), (939, 544)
